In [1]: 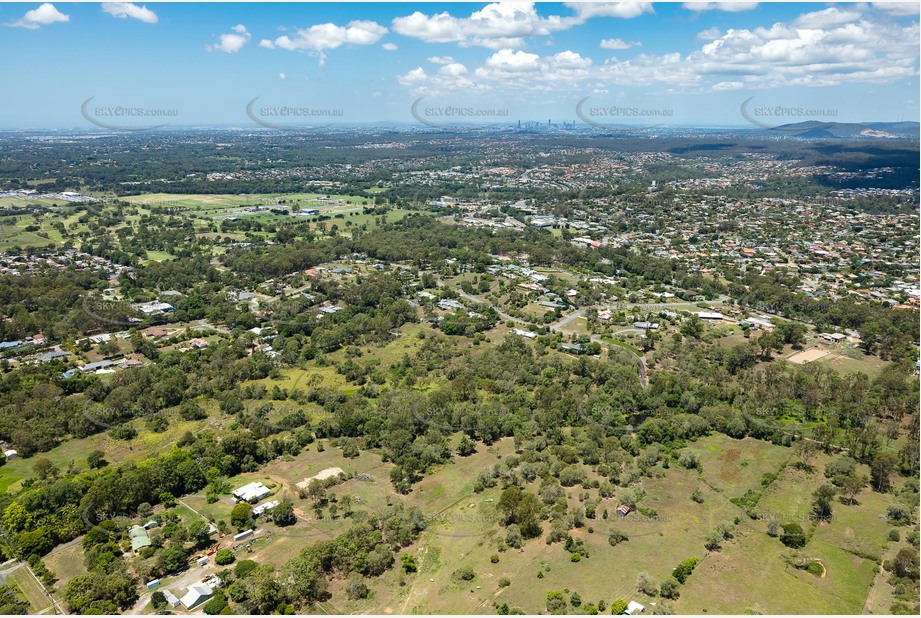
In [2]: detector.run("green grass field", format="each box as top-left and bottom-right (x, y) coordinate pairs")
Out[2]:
(6, 566), (52, 613)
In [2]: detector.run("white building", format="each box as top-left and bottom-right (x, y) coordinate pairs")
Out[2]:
(625, 601), (645, 615)
(232, 481), (271, 503)
(253, 500), (279, 517)
(180, 584), (213, 610)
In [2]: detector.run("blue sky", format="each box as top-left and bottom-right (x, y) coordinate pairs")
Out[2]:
(0, 2), (918, 128)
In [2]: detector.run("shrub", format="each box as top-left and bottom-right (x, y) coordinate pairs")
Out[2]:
(889, 530), (901, 542)
(635, 572), (658, 596)
(214, 549), (235, 566)
(611, 599), (628, 615)
(150, 591), (166, 609)
(672, 557), (699, 584)
(660, 578), (680, 599)
(498, 577), (511, 588)
(456, 566), (475, 581)
(547, 591), (567, 614)
(570, 553), (582, 562)
(234, 559), (258, 579)
(608, 530), (629, 547)
(202, 591), (228, 615)
(780, 523), (806, 549)
(346, 575), (370, 600)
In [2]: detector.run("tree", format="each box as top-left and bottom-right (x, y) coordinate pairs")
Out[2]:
(780, 523), (806, 549)
(704, 531), (722, 551)
(610, 599), (628, 615)
(272, 500), (296, 526)
(16, 527), (53, 557)
(660, 577), (680, 600)
(838, 474), (867, 505)
(157, 546), (188, 575)
(812, 484), (836, 521)
(401, 554), (417, 574)
(570, 591), (582, 607)
(635, 572), (658, 596)
(547, 591), (567, 614)
(608, 529), (629, 547)
(457, 435), (477, 456)
(87, 450), (108, 469)
(794, 439), (817, 471)
(150, 591), (166, 610)
(231, 503), (253, 528)
(235, 559), (259, 579)
(680, 315), (704, 339)
(188, 520), (212, 547)
(32, 458), (58, 481)
(215, 548), (235, 566)
(505, 524), (522, 549)
(203, 590), (228, 615)
(893, 548), (920, 580)
(305, 478), (326, 505)
(346, 574), (369, 600)
(672, 557), (699, 584)
(870, 453), (898, 492)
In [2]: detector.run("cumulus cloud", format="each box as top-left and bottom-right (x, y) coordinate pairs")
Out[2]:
(397, 9), (920, 95)
(7, 3), (69, 29)
(101, 3), (158, 24)
(600, 38), (641, 49)
(564, 2), (654, 20)
(207, 24), (251, 53)
(393, 2), (580, 49)
(683, 2), (758, 12)
(873, 2), (921, 16)
(697, 27), (723, 40)
(260, 20), (387, 64)
(793, 7), (864, 29)
(382, 42), (398, 50)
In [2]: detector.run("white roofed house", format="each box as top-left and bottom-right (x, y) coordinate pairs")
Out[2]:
(232, 481), (271, 503)
(625, 600), (645, 614)
(180, 583), (213, 610)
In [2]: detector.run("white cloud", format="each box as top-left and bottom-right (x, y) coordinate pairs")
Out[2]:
(101, 3), (158, 24)
(683, 3), (758, 13)
(7, 3), (69, 29)
(696, 27), (723, 40)
(481, 49), (542, 73)
(260, 20), (387, 64)
(793, 7), (863, 29)
(393, 2), (579, 49)
(279, 73), (286, 80)
(600, 38), (641, 49)
(873, 2), (921, 16)
(564, 2), (654, 20)
(397, 10), (920, 95)
(382, 42), (398, 51)
(207, 24), (251, 54)
(427, 56), (456, 65)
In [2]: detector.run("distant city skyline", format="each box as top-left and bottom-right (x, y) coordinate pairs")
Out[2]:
(0, 1), (918, 129)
